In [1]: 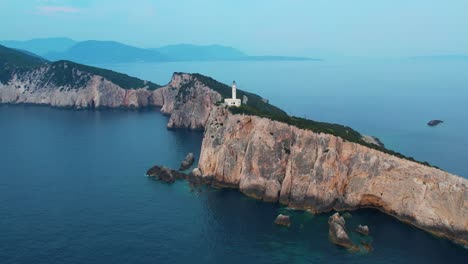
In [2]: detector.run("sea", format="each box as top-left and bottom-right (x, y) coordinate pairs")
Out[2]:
(1, 59), (467, 263)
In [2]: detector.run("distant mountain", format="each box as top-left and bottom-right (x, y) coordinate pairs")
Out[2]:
(409, 55), (468, 61)
(154, 44), (316, 61)
(12, 48), (45, 59)
(154, 44), (247, 61)
(0, 37), (77, 56)
(237, 55), (317, 61)
(0, 38), (319, 63)
(45, 40), (168, 64)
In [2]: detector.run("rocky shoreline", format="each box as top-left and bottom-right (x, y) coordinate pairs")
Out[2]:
(2, 51), (466, 246)
(0, 70), (221, 130)
(195, 106), (468, 246)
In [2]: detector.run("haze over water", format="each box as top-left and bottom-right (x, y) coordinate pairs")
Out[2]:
(98, 59), (468, 177)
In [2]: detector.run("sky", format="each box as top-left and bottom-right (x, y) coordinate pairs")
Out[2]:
(1, 0), (467, 57)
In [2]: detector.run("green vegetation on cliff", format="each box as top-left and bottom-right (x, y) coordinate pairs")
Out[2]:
(48, 61), (161, 90)
(190, 73), (288, 117)
(226, 89), (437, 168)
(0, 45), (161, 90)
(0, 44), (47, 83)
(186, 73), (431, 166)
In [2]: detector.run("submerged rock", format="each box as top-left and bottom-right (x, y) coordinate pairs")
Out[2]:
(274, 214), (291, 227)
(356, 225), (370, 236)
(179, 153), (195, 171)
(342, 212), (352, 219)
(428, 120), (444, 127)
(360, 241), (373, 252)
(328, 213), (356, 250)
(146, 165), (186, 183)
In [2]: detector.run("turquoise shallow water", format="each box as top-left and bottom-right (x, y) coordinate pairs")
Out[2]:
(0, 105), (467, 264)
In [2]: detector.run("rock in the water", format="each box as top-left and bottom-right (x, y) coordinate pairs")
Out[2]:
(191, 167), (202, 177)
(197, 106), (467, 246)
(428, 120), (443, 127)
(342, 212), (352, 219)
(146, 165), (186, 183)
(356, 225), (370, 236)
(179, 153), (195, 171)
(274, 214), (291, 227)
(328, 213), (356, 250)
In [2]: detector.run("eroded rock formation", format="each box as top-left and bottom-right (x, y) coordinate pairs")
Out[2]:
(197, 106), (468, 245)
(356, 225), (370, 236)
(179, 153), (195, 171)
(274, 214), (291, 227)
(146, 165), (186, 183)
(328, 213), (356, 250)
(0, 68), (222, 130)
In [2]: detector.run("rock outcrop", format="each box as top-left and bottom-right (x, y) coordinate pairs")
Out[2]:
(356, 225), (370, 236)
(146, 165), (186, 183)
(328, 213), (356, 250)
(197, 106), (468, 245)
(362, 135), (385, 148)
(179, 153), (195, 171)
(274, 214), (291, 227)
(428, 120), (444, 127)
(164, 73), (222, 130)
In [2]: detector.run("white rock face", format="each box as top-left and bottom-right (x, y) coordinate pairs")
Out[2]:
(0, 65), (160, 108)
(1, 68), (221, 130)
(198, 106), (468, 245)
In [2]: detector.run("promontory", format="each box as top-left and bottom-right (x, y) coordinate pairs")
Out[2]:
(1, 44), (466, 246)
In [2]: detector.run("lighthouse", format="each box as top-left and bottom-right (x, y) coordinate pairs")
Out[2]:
(224, 81), (242, 107)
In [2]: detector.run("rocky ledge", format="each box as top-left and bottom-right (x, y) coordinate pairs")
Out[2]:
(196, 106), (468, 246)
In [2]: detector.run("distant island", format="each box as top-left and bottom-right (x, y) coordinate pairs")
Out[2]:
(0, 38), (319, 64)
(409, 55), (468, 61)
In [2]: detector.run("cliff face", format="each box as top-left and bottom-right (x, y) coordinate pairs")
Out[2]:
(0, 65), (221, 129)
(198, 106), (468, 245)
(0, 62), (160, 108)
(162, 73), (222, 130)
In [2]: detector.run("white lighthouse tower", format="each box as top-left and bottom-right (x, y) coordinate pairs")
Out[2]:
(224, 81), (241, 107)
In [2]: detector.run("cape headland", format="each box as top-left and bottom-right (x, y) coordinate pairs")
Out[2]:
(1, 44), (466, 246)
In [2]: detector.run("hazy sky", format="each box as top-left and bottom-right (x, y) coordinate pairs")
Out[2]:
(1, 0), (467, 57)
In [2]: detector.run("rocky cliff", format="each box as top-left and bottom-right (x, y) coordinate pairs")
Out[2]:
(197, 106), (468, 245)
(0, 62), (160, 108)
(0, 54), (222, 130)
(161, 73), (222, 130)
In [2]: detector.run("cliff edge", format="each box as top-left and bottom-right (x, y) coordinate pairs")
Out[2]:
(197, 106), (468, 245)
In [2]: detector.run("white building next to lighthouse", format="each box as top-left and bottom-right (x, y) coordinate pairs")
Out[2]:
(224, 81), (242, 107)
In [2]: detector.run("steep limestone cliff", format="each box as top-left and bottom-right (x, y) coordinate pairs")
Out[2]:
(1, 45), (223, 129)
(198, 106), (468, 245)
(0, 64), (221, 129)
(162, 73), (222, 130)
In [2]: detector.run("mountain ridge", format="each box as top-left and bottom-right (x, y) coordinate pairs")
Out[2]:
(1, 38), (317, 63)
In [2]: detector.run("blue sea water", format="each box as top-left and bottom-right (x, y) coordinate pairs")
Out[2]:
(1, 60), (467, 263)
